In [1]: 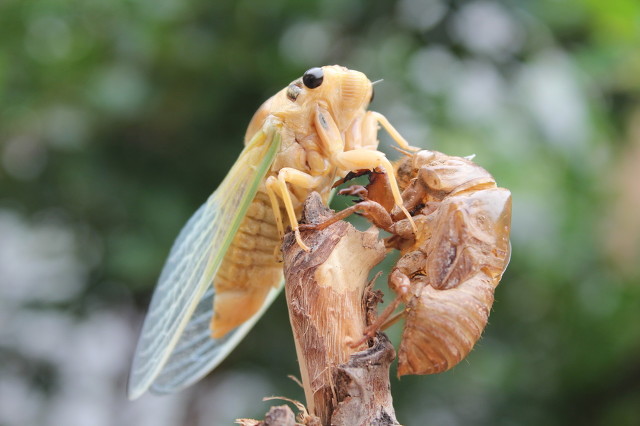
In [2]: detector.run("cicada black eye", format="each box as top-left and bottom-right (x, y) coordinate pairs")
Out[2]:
(302, 67), (324, 89)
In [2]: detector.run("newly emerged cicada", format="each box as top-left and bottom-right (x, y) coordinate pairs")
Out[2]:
(304, 149), (512, 376)
(128, 66), (417, 399)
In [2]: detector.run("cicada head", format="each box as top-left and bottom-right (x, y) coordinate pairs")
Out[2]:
(314, 65), (373, 131)
(285, 66), (373, 129)
(246, 65), (373, 144)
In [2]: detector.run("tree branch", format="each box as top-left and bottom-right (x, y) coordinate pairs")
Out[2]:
(281, 193), (398, 426)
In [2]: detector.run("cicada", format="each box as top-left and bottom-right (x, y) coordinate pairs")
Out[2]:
(128, 66), (416, 399)
(303, 149), (512, 376)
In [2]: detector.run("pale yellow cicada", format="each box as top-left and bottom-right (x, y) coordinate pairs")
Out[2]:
(128, 66), (416, 399)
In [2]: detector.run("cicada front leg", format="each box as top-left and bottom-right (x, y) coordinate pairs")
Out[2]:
(335, 149), (417, 233)
(314, 107), (417, 232)
(266, 167), (325, 252)
(369, 111), (420, 153)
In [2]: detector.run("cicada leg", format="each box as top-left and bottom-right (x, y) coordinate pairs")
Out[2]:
(348, 268), (412, 348)
(369, 111), (420, 152)
(335, 149), (417, 233)
(265, 176), (285, 238)
(314, 107), (417, 232)
(266, 168), (324, 252)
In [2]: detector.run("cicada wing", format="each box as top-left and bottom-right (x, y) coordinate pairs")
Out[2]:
(149, 283), (282, 394)
(127, 130), (281, 400)
(150, 190), (339, 395)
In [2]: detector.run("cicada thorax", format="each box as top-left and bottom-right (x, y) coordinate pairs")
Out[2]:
(385, 150), (512, 376)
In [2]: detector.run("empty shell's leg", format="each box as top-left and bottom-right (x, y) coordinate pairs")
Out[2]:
(349, 269), (412, 348)
(380, 309), (407, 330)
(338, 184), (369, 198)
(299, 200), (394, 233)
(348, 297), (403, 348)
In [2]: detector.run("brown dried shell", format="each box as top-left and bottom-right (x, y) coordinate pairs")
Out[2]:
(397, 272), (497, 375)
(394, 153), (512, 376)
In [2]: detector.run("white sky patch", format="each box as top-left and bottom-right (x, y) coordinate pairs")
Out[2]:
(0, 375), (45, 426)
(515, 50), (589, 153)
(447, 60), (507, 125)
(195, 371), (274, 426)
(397, 0), (448, 32)
(58, 312), (133, 385)
(121, 391), (189, 426)
(1, 310), (75, 364)
(46, 392), (113, 426)
(450, 1), (524, 61)
(0, 210), (86, 304)
(409, 46), (460, 95)
(0, 304), (187, 426)
(279, 21), (332, 66)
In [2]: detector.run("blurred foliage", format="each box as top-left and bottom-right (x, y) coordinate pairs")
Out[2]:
(1, 0), (640, 425)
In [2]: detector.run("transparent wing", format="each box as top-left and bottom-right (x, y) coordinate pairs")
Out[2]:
(150, 191), (339, 395)
(128, 130), (281, 400)
(149, 283), (282, 394)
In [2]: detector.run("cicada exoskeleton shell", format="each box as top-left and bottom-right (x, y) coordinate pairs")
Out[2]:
(283, 151), (512, 378)
(397, 271), (497, 375)
(393, 168), (512, 375)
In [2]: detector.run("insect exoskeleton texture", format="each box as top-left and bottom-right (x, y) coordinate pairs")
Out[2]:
(303, 149), (511, 376)
(391, 150), (512, 376)
(128, 65), (417, 399)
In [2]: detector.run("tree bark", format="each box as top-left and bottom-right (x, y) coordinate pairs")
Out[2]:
(281, 192), (399, 426)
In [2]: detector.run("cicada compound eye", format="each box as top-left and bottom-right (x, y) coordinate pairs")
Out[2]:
(302, 67), (324, 89)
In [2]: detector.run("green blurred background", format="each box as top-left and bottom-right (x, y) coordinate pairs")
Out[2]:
(1, 0), (639, 425)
